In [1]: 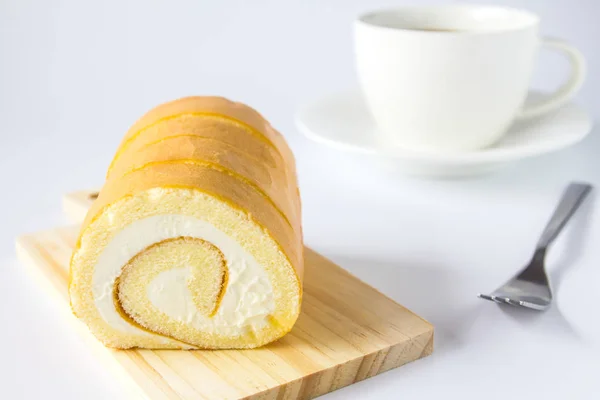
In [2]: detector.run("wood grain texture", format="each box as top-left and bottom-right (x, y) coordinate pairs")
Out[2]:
(15, 191), (433, 400)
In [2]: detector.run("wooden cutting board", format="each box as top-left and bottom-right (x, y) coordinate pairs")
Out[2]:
(15, 191), (433, 400)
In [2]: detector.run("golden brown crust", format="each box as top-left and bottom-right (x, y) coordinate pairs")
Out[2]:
(110, 96), (297, 179)
(109, 115), (286, 174)
(108, 131), (300, 226)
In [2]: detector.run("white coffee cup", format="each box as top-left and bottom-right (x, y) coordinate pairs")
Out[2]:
(355, 5), (586, 152)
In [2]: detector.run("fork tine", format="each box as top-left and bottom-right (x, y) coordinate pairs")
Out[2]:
(500, 296), (512, 304)
(477, 293), (495, 302)
(490, 295), (507, 305)
(478, 293), (506, 305)
(479, 293), (504, 304)
(505, 298), (523, 307)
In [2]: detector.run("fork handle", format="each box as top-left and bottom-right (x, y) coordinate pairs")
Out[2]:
(536, 182), (593, 250)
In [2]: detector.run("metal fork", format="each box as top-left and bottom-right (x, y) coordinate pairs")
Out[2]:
(478, 182), (592, 310)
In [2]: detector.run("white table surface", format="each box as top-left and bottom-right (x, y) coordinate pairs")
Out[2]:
(1, 0), (599, 398)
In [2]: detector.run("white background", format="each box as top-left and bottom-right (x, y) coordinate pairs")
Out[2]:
(1, 0), (599, 398)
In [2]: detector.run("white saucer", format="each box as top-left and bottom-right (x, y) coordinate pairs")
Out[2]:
(296, 89), (593, 177)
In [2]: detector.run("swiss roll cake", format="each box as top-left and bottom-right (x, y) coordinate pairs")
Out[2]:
(69, 97), (303, 349)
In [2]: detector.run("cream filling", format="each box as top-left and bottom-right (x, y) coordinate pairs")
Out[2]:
(92, 214), (275, 338)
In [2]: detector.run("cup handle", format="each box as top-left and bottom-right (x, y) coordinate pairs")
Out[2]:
(518, 37), (586, 119)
